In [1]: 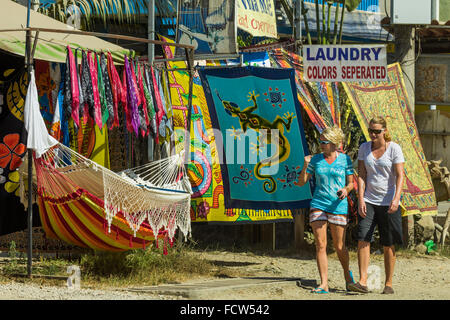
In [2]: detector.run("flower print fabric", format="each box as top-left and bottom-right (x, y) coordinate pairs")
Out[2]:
(0, 134), (26, 170)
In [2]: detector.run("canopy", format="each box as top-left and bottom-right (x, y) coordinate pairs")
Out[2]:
(0, 0), (131, 64)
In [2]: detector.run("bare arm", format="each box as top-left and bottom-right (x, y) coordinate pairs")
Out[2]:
(358, 160), (367, 217)
(388, 162), (404, 213)
(296, 155), (312, 187)
(338, 174), (354, 199)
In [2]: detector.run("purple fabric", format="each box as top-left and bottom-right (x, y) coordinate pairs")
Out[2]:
(124, 56), (140, 137)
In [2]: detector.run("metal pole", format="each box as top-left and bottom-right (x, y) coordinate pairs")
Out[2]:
(148, 0), (154, 64)
(175, 0), (181, 43)
(183, 48), (194, 166)
(26, 0), (33, 279)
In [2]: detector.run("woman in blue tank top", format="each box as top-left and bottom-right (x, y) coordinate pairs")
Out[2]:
(297, 126), (355, 294)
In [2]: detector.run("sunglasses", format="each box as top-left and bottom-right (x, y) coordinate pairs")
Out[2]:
(368, 128), (384, 134)
(319, 140), (332, 145)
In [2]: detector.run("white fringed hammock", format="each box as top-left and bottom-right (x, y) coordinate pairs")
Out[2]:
(23, 69), (192, 248)
(38, 142), (193, 241)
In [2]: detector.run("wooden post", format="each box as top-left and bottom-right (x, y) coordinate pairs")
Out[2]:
(25, 0), (33, 278)
(294, 209), (306, 250)
(272, 223), (276, 251)
(393, 24), (416, 247)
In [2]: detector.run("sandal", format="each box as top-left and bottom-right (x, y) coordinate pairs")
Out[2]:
(312, 287), (329, 294)
(382, 286), (394, 294)
(346, 270), (355, 291)
(347, 282), (369, 294)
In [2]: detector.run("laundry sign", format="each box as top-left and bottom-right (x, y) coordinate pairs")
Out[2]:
(237, 0), (277, 38)
(303, 45), (387, 82)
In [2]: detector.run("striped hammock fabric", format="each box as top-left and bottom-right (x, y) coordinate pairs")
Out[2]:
(37, 188), (161, 252)
(33, 142), (192, 252)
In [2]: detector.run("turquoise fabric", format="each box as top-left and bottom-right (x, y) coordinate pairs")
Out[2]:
(307, 152), (353, 214)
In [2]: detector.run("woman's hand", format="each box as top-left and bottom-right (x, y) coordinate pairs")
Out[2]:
(358, 199), (367, 218)
(388, 197), (400, 214)
(337, 187), (348, 200)
(303, 155), (312, 167)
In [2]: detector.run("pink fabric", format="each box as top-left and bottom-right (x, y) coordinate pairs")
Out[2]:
(67, 46), (80, 128)
(150, 66), (165, 135)
(107, 52), (124, 129)
(138, 64), (149, 137)
(88, 51), (103, 129)
(122, 64), (133, 134)
(130, 62), (142, 109)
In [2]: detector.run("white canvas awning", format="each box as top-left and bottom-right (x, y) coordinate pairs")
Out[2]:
(0, 0), (131, 63)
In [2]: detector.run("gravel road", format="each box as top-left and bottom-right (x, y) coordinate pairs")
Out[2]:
(0, 249), (448, 300)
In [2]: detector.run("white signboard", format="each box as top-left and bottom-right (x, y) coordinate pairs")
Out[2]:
(303, 45), (387, 82)
(237, 0), (277, 38)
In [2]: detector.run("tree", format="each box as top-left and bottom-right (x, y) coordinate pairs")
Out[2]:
(280, 0), (362, 45)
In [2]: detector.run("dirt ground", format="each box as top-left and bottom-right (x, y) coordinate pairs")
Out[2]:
(0, 247), (448, 300)
(186, 248), (450, 300)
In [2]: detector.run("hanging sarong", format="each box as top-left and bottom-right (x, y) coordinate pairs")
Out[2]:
(197, 66), (313, 222)
(80, 51), (95, 124)
(343, 63), (438, 216)
(88, 51), (103, 129)
(124, 57), (140, 137)
(67, 46), (80, 128)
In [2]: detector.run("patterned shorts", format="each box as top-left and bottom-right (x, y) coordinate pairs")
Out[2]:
(309, 209), (348, 226)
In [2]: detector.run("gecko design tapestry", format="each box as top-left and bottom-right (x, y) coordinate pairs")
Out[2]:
(198, 66), (312, 222)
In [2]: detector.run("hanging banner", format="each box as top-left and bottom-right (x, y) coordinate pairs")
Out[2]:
(197, 66), (312, 223)
(303, 45), (387, 82)
(237, 0), (277, 38)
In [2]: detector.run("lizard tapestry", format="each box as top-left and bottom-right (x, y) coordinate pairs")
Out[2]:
(198, 66), (312, 222)
(343, 63), (438, 217)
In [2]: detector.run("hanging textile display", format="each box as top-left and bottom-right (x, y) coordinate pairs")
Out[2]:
(158, 36), (191, 138)
(198, 66), (312, 221)
(88, 51), (103, 130)
(34, 60), (56, 130)
(22, 67), (191, 251)
(159, 35), (228, 223)
(343, 63), (438, 216)
(270, 49), (329, 132)
(0, 54), (32, 236)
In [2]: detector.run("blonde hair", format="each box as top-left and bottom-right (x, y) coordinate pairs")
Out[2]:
(369, 116), (392, 142)
(322, 126), (345, 146)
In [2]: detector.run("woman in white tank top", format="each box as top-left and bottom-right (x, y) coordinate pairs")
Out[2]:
(348, 116), (405, 295)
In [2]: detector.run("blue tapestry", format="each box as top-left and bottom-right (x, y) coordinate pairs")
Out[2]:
(198, 66), (312, 214)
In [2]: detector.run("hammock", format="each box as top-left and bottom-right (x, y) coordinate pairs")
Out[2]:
(33, 143), (192, 252)
(21, 69), (192, 252)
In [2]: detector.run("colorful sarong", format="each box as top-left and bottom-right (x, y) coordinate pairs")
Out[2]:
(198, 66), (313, 221)
(343, 63), (438, 216)
(159, 35), (227, 223)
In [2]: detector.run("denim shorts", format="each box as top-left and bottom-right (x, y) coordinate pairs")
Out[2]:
(357, 202), (403, 246)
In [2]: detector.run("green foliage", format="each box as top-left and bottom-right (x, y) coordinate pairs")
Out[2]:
(237, 35), (254, 48)
(79, 242), (215, 285)
(8, 241), (17, 259)
(0, 241), (216, 286)
(345, 0), (363, 12)
(296, 0), (362, 44)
